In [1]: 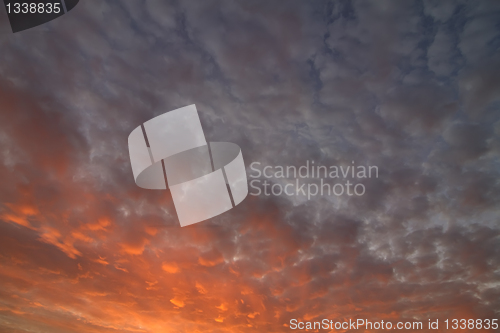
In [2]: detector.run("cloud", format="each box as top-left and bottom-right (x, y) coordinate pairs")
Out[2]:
(0, 0), (499, 332)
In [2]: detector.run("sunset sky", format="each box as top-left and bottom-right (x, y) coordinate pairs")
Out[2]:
(0, 0), (499, 332)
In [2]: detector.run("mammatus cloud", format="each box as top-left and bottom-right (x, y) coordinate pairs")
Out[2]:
(0, 0), (499, 332)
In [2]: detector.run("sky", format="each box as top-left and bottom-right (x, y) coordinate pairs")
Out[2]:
(0, 0), (499, 332)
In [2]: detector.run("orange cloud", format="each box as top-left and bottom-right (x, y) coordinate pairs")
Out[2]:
(162, 262), (179, 273)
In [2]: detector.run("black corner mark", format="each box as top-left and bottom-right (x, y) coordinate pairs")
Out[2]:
(3, 0), (79, 33)
(64, 0), (78, 11)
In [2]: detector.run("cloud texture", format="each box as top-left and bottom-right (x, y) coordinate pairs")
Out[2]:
(0, 0), (499, 332)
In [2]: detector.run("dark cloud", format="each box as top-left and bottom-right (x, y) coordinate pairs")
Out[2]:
(0, 0), (499, 332)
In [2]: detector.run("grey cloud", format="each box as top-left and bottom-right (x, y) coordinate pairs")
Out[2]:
(0, 0), (499, 331)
